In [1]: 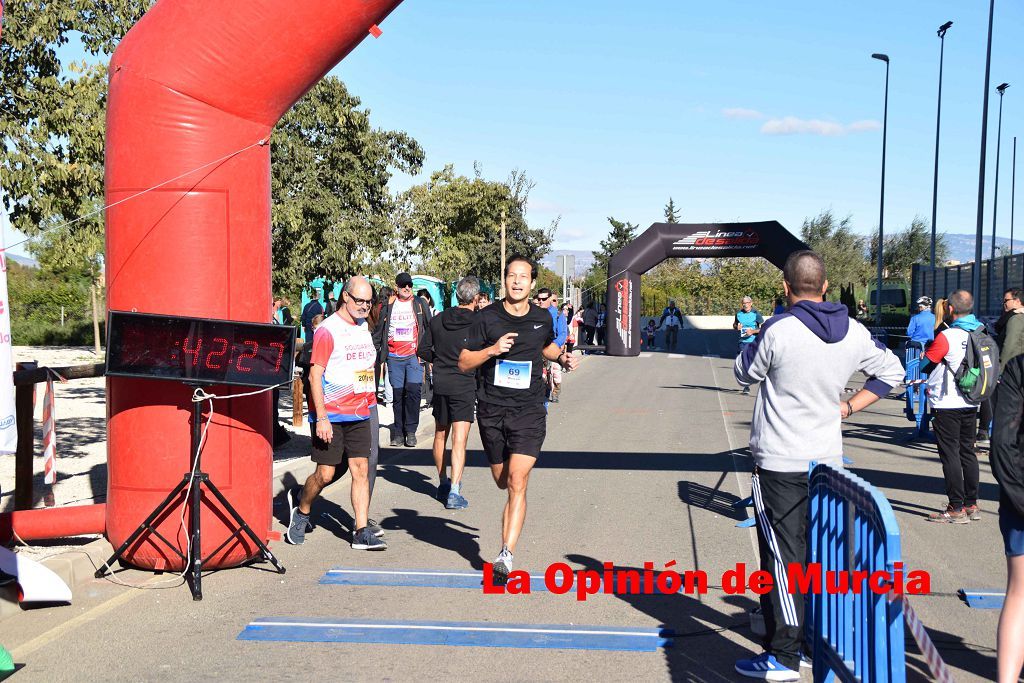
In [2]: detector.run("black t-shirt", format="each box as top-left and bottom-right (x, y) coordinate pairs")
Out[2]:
(466, 301), (555, 407)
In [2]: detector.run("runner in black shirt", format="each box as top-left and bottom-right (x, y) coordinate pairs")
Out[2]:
(459, 256), (578, 582)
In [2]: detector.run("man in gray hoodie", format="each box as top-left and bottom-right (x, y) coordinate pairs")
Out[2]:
(732, 250), (904, 681)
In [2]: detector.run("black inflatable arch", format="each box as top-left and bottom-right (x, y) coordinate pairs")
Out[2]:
(603, 221), (809, 356)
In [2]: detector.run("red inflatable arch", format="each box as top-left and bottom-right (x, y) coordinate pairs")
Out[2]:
(104, 0), (404, 569)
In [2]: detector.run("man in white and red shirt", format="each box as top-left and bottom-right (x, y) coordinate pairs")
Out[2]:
(373, 272), (432, 447)
(287, 276), (386, 551)
(921, 290), (983, 524)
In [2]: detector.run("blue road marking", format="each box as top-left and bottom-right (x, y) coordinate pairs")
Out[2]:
(238, 617), (673, 651)
(958, 588), (1006, 609)
(320, 567), (549, 592)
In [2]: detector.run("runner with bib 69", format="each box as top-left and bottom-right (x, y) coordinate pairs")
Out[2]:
(459, 256), (579, 583)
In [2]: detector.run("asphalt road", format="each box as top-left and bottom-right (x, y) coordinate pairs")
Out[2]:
(0, 330), (1009, 681)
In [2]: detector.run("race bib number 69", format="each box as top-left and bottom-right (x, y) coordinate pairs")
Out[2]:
(494, 359), (532, 390)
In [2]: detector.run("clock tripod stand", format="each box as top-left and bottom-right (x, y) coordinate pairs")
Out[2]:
(95, 383), (286, 600)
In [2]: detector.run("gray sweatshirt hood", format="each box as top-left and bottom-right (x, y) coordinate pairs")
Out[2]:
(789, 300), (849, 344)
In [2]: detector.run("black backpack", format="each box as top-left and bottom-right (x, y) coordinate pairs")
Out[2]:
(944, 327), (1000, 405)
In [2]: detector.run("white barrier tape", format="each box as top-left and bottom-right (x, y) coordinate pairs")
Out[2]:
(890, 592), (955, 683)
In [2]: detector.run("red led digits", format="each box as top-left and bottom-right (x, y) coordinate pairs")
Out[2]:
(269, 342), (285, 372)
(181, 336), (202, 366)
(235, 340), (258, 372)
(205, 337), (228, 369)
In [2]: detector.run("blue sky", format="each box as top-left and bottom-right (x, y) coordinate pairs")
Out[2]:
(5, 0), (1024, 257)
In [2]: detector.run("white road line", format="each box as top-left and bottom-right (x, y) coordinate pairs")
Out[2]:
(703, 338), (758, 560)
(667, 354), (688, 359)
(639, 352), (654, 358)
(249, 622), (662, 637)
(326, 569), (479, 577)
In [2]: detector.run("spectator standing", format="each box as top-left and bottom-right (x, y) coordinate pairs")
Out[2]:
(733, 250), (903, 680)
(270, 295), (293, 448)
(582, 301), (599, 346)
(920, 291), (984, 523)
(906, 296), (936, 348)
(596, 303), (607, 346)
(563, 303), (577, 354)
(535, 288), (567, 402)
(476, 291), (492, 310)
(323, 289), (337, 317)
(997, 288), (1024, 372)
(373, 272), (432, 447)
(990, 355), (1024, 683)
(301, 288), (324, 344)
(772, 297), (786, 316)
(416, 288), (437, 407)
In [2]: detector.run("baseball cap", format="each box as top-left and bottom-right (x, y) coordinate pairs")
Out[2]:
(396, 272), (413, 287)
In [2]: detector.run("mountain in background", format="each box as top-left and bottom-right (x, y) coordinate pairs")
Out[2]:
(540, 250), (595, 278)
(7, 253), (39, 269)
(942, 233), (1021, 264)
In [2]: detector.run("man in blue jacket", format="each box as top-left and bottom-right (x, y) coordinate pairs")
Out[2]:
(535, 288), (567, 402)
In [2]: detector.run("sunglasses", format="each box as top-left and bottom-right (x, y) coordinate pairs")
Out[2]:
(347, 294), (373, 307)
(537, 296), (550, 302)
(1005, 298), (1017, 303)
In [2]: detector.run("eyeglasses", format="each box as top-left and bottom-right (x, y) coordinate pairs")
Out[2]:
(347, 295), (373, 307)
(1005, 298), (1017, 303)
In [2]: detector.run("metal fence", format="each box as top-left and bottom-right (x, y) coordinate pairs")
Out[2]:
(913, 253), (1024, 318)
(807, 463), (905, 682)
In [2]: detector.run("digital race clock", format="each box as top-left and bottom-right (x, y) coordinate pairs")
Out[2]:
(106, 311), (296, 388)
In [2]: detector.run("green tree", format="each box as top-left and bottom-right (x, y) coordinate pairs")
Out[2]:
(592, 216), (639, 278)
(270, 76), (424, 296)
(397, 165), (556, 285)
(2, 1), (149, 350)
(800, 210), (870, 295)
(663, 197), (681, 223)
(869, 216), (947, 280)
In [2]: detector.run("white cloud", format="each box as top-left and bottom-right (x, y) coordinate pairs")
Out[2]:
(847, 119), (883, 132)
(722, 107), (765, 120)
(760, 116), (882, 136)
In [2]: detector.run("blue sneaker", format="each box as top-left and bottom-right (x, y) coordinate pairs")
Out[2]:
(446, 490), (469, 510)
(351, 526), (387, 551)
(734, 653), (799, 681)
(286, 507), (310, 545)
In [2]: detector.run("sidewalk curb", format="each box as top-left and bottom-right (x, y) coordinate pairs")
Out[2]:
(0, 406), (435, 623)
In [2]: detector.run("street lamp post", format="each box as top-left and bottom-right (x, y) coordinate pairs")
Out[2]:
(872, 53), (889, 325)
(930, 21), (953, 297)
(973, 0), (996, 305)
(990, 82), (1010, 310)
(1013, 136), (1018, 255)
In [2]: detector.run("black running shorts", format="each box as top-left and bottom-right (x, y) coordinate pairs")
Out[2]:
(309, 419), (371, 466)
(432, 392), (476, 425)
(476, 400), (547, 464)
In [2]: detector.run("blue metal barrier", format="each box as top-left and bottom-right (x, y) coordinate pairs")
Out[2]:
(903, 342), (930, 438)
(808, 463), (905, 683)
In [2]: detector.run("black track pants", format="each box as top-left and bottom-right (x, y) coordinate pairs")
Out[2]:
(751, 468), (808, 672)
